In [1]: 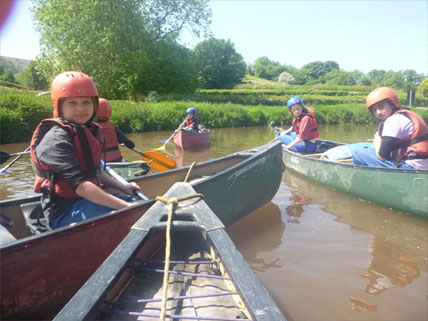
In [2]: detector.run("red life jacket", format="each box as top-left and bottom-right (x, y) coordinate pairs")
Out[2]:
(185, 117), (199, 131)
(98, 121), (122, 162)
(292, 112), (319, 140)
(31, 118), (104, 198)
(379, 109), (428, 161)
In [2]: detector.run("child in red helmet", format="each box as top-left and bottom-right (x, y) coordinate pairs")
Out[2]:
(352, 87), (428, 169)
(95, 98), (135, 163)
(30, 71), (141, 229)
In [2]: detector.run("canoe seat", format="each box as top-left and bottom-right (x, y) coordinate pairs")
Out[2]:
(316, 141), (340, 153)
(20, 202), (49, 235)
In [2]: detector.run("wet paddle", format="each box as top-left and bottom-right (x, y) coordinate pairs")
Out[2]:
(102, 161), (149, 200)
(156, 120), (186, 152)
(0, 151), (31, 164)
(0, 147), (31, 174)
(132, 148), (176, 171)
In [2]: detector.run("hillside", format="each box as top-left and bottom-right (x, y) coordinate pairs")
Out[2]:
(0, 56), (32, 72)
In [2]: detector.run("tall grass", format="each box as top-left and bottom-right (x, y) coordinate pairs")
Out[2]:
(1, 85), (427, 144)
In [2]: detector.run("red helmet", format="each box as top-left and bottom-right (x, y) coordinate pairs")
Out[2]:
(97, 98), (112, 120)
(366, 87), (400, 110)
(51, 71), (99, 118)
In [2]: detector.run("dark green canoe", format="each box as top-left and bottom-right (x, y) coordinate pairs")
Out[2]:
(108, 160), (150, 179)
(54, 182), (286, 321)
(281, 140), (428, 220)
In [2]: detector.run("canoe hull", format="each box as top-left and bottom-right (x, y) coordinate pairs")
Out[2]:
(174, 129), (210, 150)
(0, 142), (283, 320)
(107, 160), (150, 179)
(55, 182), (286, 321)
(281, 143), (428, 219)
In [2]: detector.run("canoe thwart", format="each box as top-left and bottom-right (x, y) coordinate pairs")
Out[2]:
(133, 182), (225, 233)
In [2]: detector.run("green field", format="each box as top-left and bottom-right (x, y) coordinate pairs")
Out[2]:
(1, 78), (427, 144)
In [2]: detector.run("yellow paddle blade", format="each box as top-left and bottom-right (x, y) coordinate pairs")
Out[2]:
(141, 151), (176, 171)
(150, 145), (166, 152)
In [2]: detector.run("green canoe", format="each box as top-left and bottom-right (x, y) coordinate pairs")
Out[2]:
(281, 140), (428, 220)
(108, 160), (150, 179)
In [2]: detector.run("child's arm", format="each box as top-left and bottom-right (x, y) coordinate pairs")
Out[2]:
(283, 136), (303, 150)
(115, 126), (135, 149)
(75, 181), (132, 209)
(99, 169), (140, 195)
(276, 126), (293, 136)
(283, 126), (293, 135)
(75, 170), (141, 209)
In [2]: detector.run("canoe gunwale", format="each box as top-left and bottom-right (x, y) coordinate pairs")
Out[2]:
(1, 141), (284, 320)
(282, 141), (428, 219)
(54, 182), (286, 321)
(285, 147), (428, 174)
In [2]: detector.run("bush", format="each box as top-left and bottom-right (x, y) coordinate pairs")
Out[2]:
(0, 90), (51, 143)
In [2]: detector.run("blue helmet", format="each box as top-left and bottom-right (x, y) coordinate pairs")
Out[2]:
(286, 96), (303, 109)
(186, 107), (197, 115)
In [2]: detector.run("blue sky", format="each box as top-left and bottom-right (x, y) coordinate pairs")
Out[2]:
(1, 0), (427, 75)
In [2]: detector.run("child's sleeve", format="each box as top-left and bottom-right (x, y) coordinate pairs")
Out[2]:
(115, 126), (135, 149)
(36, 127), (93, 190)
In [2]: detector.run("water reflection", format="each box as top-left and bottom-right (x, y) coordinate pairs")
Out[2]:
(361, 236), (420, 295)
(283, 170), (428, 274)
(227, 202), (285, 272)
(285, 186), (310, 224)
(174, 144), (213, 168)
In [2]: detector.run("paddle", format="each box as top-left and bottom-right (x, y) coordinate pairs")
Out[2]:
(0, 147), (31, 174)
(102, 160), (149, 200)
(131, 148), (176, 171)
(155, 120), (187, 152)
(0, 150), (31, 164)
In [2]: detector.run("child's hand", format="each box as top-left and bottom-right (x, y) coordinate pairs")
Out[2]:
(122, 182), (141, 196)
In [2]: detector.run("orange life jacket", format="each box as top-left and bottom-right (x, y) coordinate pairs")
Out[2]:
(31, 119), (104, 198)
(185, 117), (199, 131)
(379, 109), (428, 161)
(292, 112), (319, 140)
(98, 121), (122, 162)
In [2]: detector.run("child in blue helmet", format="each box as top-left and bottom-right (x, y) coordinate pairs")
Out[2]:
(278, 96), (319, 153)
(181, 107), (201, 133)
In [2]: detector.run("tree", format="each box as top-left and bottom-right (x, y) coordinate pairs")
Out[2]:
(418, 78), (428, 97)
(0, 70), (15, 83)
(32, 0), (211, 98)
(367, 70), (386, 84)
(323, 70), (364, 86)
(15, 60), (49, 90)
(253, 57), (285, 81)
(278, 71), (295, 84)
(401, 69), (424, 91)
(299, 61), (340, 84)
(193, 38), (246, 89)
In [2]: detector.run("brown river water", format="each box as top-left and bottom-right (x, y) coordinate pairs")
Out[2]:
(0, 125), (427, 321)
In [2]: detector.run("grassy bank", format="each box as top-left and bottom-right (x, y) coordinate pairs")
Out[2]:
(1, 84), (427, 144)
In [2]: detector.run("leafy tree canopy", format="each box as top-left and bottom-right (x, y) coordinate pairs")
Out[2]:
(418, 78), (428, 97)
(193, 38), (246, 89)
(252, 56), (285, 81)
(14, 61), (49, 90)
(32, 0), (211, 99)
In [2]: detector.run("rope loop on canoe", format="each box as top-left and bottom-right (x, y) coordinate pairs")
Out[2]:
(183, 161), (197, 182)
(156, 192), (204, 320)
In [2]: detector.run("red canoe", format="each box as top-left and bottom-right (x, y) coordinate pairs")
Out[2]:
(174, 129), (210, 150)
